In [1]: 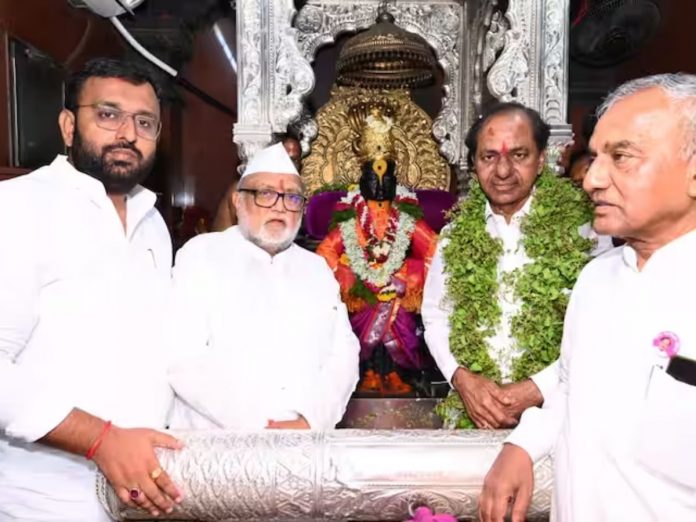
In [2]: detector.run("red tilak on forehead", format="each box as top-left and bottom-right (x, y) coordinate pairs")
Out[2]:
(501, 141), (509, 155)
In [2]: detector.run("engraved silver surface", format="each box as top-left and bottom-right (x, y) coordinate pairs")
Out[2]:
(233, 0), (315, 164)
(234, 0), (572, 183)
(295, 1), (466, 167)
(97, 430), (553, 521)
(483, 0), (572, 170)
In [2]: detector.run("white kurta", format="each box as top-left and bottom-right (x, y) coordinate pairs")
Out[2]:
(507, 230), (696, 521)
(0, 156), (173, 521)
(422, 195), (612, 398)
(167, 226), (360, 431)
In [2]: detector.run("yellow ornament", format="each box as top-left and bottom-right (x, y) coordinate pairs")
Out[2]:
(372, 158), (388, 178)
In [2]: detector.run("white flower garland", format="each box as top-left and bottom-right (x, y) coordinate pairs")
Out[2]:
(339, 212), (416, 287)
(395, 185), (416, 199)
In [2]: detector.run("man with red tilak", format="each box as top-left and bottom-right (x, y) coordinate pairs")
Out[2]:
(423, 102), (611, 429)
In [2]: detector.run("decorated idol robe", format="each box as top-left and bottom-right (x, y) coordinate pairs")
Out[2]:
(317, 188), (437, 369)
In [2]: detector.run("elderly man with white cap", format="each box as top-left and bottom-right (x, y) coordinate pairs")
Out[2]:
(167, 142), (360, 430)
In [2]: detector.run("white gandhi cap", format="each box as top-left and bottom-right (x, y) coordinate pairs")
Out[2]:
(241, 142), (299, 178)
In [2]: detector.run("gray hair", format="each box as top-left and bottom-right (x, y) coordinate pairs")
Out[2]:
(599, 73), (696, 157)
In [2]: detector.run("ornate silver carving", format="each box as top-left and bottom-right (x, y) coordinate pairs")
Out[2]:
(472, 1), (508, 113)
(236, 0), (264, 126)
(541, 0), (570, 125)
(234, 0), (572, 183)
(486, 0), (531, 104)
(295, 4), (380, 59)
(479, 0), (572, 172)
(541, 0), (573, 170)
(97, 430), (553, 521)
(233, 0), (316, 164)
(233, 0), (270, 164)
(483, 11), (508, 74)
(294, 1), (465, 167)
(269, 1), (316, 130)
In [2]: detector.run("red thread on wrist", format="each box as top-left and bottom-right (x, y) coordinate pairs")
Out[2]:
(85, 421), (112, 460)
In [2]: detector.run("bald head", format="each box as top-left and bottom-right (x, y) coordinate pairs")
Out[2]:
(598, 73), (696, 159)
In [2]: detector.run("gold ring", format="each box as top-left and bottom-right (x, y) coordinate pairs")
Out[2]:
(150, 467), (163, 481)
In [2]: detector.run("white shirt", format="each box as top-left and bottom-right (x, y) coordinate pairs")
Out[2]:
(167, 226), (360, 430)
(507, 230), (696, 521)
(0, 156), (173, 521)
(422, 195), (612, 398)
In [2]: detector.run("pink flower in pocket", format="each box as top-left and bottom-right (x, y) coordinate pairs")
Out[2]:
(653, 331), (680, 358)
(406, 506), (457, 522)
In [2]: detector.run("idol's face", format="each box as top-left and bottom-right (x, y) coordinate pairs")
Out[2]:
(359, 159), (397, 202)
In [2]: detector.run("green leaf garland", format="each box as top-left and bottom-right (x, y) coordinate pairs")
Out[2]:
(349, 278), (379, 305)
(329, 209), (357, 231)
(395, 200), (424, 220)
(435, 168), (594, 428)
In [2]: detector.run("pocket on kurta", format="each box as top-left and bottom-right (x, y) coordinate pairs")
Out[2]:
(635, 367), (696, 489)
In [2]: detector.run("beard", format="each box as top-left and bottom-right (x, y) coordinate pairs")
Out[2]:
(237, 205), (301, 255)
(70, 128), (155, 195)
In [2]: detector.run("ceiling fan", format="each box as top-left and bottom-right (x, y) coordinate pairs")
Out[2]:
(570, 0), (662, 67)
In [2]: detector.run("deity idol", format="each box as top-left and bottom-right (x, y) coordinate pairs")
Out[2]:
(316, 104), (437, 395)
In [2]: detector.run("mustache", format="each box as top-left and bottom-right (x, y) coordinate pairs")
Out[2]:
(589, 192), (609, 205)
(102, 142), (142, 160)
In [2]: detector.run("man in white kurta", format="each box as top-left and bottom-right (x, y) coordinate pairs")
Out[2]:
(479, 75), (696, 521)
(168, 143), (360, 430)
(423, 103), (611, 429)
(0, 59), (180, 521)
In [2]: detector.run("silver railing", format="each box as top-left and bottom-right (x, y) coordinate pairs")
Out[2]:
(97, 429), (553, 521)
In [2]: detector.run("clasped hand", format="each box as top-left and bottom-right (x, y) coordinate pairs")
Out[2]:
(452, 368), (542, 429)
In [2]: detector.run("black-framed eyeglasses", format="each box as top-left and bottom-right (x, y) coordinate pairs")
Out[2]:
(238, 188), (306, 212)
(75, 104), (162, 140)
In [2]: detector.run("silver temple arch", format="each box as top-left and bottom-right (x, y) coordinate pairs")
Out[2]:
(233, 0), (572, 191)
